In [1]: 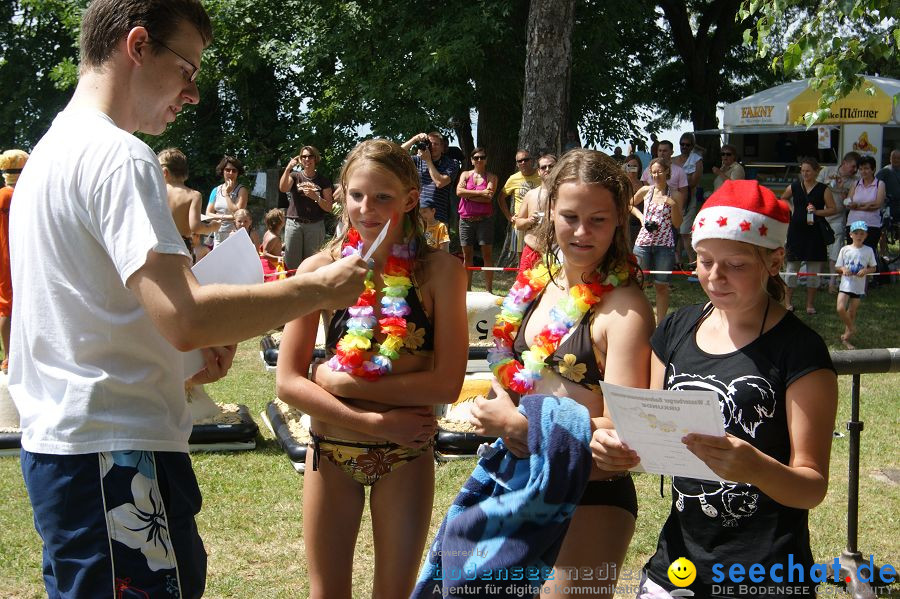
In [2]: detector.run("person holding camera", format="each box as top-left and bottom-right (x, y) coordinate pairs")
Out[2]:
(401, 131), (459, 224)
(278, 145), (334, 272)
(632, 158), (683, 324)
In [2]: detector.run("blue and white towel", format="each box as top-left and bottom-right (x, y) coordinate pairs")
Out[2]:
(411, 395), (592, 599)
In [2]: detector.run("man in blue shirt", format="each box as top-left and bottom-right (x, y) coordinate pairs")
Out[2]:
(402, 131), (460, 223)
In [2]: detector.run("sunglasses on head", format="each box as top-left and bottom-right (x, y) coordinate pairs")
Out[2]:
(516, 157), (531, 163)
(472, 155), (486, 161)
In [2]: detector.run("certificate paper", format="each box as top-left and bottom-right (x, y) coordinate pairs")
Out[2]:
(599, 381), (727, 482)
(183, 229), (264, 376)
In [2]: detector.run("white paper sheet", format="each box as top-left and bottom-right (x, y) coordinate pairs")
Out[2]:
(184, 229), (264, 376)
(599, 381), (727, 482)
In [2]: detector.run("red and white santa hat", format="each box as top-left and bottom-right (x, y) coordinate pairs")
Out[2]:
(692, 180), (790, 250)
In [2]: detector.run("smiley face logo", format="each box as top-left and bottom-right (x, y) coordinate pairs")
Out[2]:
(667, 557), (696, 587)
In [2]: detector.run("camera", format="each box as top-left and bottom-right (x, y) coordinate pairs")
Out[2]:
(644, 221), (659, 233)
(413, 139), (432, 152)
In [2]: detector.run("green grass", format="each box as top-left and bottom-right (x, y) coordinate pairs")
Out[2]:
(1, 279), (899, 598)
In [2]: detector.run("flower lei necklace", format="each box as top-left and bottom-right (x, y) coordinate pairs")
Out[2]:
(488, 258), (633, 394)
(326, 226), (415, 380)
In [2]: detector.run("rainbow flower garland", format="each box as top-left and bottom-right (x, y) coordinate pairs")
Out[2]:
(326, 227), (415, 380)
(488, 259), (632, 394)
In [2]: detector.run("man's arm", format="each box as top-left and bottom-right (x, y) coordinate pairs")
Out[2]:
(126, 251), (367, 351)
(425, 156), (451, 188)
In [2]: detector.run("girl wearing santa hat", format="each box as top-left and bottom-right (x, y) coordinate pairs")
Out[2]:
(592, 180), (838, 599)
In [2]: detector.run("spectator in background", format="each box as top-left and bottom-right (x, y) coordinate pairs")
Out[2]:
(159, 148), (220, 262)
(775, 132), (797, 163)
(673, 133), (704, 265)
(499, 149), (542, 265)
(612, 147), (625, 163)
(817, 151), (860, 293)
(230, 208), (260, 247)
(0, 148), (28, 374)
(844, 155), (886, 258)
(402, 131), (460, 225)
(623, 154), (644, 245)
(278, 145), (334, 272)
(514, 153), (557, 273)
(456, 147), (498, 291)
(649, 132), (660, 159)
(422, 198), (451, 252)
(876, 148), (900, 256)
(632, 158), (683, 324)
(712, 143), (745, 191)
(207, 155), (247, 247)
(563, 129), (582, 152)
(641, 140), (687, 209)
(260, 208), (286, 280)
(781, 157), (836, 314)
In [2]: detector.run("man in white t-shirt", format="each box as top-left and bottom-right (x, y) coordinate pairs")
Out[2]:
(8, 2), (370, 596)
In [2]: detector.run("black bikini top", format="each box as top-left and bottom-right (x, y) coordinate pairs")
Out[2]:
(325, 276), (435, 355)
(512, 290), (605, 390)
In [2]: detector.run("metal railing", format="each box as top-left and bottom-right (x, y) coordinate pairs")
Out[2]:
(829, 349), (900, 599)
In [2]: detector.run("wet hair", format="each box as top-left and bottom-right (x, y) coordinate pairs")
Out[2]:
(327, 138), (430, 263)
(157, 147), (188, 179)
(680, 133), (695, 145)
(264, 208), (285, 232)
(216, 155), (244, 177)
(80, 0), (212, 70)
(857, 155), (876, 171)
(537, 148), (640, 287)
(753, 246), (786, 302)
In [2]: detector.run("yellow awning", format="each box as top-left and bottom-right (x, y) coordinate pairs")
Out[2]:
(788, 82), (893, 124)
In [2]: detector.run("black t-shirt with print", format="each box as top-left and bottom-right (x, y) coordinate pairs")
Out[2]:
(645, 303), (834, 598)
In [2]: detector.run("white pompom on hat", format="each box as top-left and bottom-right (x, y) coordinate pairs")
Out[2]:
(691, 179), (791, 250)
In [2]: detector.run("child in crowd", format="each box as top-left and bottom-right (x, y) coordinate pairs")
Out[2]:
(230, 208), (260, 247)
(158, 148), (220, 262)
(0, 149), (29, 373)
(471, 149), (655, 598)
(275, 139), (467, 597)
(260, 208), (286, 280)
(594, 180), (837, 599)
(421, 198), (450, 251)
(835, 220), (877, 349)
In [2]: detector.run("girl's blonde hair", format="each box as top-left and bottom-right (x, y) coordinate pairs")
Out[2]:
(326, 139), (430, 263)
(537, 149), (640, 286)
(754, 246), (787, 302)
(233, 208), (251, 226)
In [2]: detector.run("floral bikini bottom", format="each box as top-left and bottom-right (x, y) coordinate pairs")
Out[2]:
(310, 433), (433, 486)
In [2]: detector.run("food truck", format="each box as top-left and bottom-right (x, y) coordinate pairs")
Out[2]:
(706, 76), (900, 188)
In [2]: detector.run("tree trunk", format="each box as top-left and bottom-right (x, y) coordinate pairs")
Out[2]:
(452, 111), (475, 170)
(518, 0), (575, 156)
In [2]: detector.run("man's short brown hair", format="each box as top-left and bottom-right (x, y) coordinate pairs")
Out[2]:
(157, 147), (188, 179)
(80, 0), (213, 70)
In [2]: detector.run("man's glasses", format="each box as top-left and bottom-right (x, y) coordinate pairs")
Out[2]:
(680, 142), (693, 148)
(472, 155), (486, 161)
(516, 157), (531, 164)
(721, 152), (733, 156)
(149, 34), (199, 83)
